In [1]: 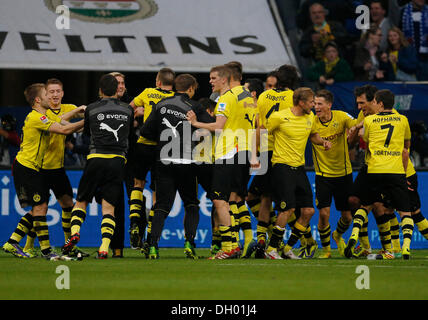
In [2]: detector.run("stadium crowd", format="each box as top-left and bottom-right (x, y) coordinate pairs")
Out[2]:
(292, 0), (428, 85)
(1, 0), (428, 261)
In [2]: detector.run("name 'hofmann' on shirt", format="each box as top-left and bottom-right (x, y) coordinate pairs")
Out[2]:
(372, 116), (401, 123)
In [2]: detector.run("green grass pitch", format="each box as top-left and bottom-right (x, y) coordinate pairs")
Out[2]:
(1, 248), (428, 300)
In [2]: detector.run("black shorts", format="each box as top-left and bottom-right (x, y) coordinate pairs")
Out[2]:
(406, 173), (421, 212)
(76, 157), (125, 207)
(350, 165), (370, 201)
(271, 163), (314, 212)
(315, 174), (353, 211)
(154, 161), (199, 213)
(41, 167), (73, 199)
(361, 173), (410, 212)
(133, 143), (157, 184)
(248, 151), (273, 197)
(211, 151), (250, 201)
(12, 160), (50, 208)
(195, 163), (213, 197)
(210, 162), (234, 202)
(231, 151), (251, 198)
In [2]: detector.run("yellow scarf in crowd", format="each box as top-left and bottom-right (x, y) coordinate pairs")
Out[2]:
(324, 56), (340, 74)
(314, 22), (335, 60)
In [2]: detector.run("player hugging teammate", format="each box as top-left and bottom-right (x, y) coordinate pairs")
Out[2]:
(2, 63), (427, 261)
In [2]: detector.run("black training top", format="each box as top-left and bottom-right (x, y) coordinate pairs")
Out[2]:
(84, 98), (134, 157)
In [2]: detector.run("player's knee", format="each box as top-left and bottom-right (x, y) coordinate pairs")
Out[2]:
(213, 199), (227, 211)
(348, 196), (360, 211)
(133, 178), (145, 188)
(301, 207), (315, 218)
(319, 207), (330, 219)
(32, 202), (48, 215)
(58, 194), (74, 209)
(341, 211), (352, 224)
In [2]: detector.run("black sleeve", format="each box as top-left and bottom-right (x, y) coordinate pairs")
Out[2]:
(128, 107), (135, 140)
(140, 105), (159, 142)
(83, 106), (91, 137)
(192, 103), (215, 123)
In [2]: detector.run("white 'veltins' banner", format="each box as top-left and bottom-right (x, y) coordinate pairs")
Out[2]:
(0, 0), (296, 72)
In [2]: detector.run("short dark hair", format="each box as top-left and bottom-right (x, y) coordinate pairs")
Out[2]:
(157, 68), (175, 86)
(276, 64), (300, 90)
(99, 74), (118, 96)
(24, 83), (45, 106)
(370, 0), (387, 11)
(375, 89), (395, 109)
(354, 84), (378, 101)
(245, 78), (264, 98)
(174, 74), (198, 92)
(315, 89), (334, 104)
(324, 41), (338, 52)
(225, 61), (243, 81)
(198, 97), (216, 113)
(266, 70), (279, 79)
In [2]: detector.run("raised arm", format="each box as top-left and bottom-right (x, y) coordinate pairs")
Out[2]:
(61, 105), (86, 121)
(49, 119), (84, 135)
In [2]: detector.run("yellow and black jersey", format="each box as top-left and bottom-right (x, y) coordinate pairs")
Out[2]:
(15, 110), (57, 171)
(312, 110), (358, 177)
(133, 87), (174, 145)
(356, 110), (365, 124)
(213, 90), (240, 160)
(407, 158), (416, 178)
(266, 108), (316, 167)
(230, 85), (258, 153)
(363, 111), (411, 174)
(389, 109), (415, 178)
(43, 104), (77, 170)
(257, 88), (293, 152)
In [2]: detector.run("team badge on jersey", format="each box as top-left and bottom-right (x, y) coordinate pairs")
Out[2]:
(33, 193), (41, 202)
(39, 115), (49, 124)
(217, 103), (227, 112)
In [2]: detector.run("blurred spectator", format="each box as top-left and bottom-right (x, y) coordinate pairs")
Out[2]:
(400, 0), (428, 80)
(64, 132), (90, 168)
(410, 120), (428, 167)
(0, 114), (20, 166)
(296, 0), (355, 31)
(369, 0), (395, 51)
(386, 26), (419, 80)
(353, 25), (395, 80)
(264, 71), (279, 90)
(299, 3), (349, 63)
(306, 42), (354, 86)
